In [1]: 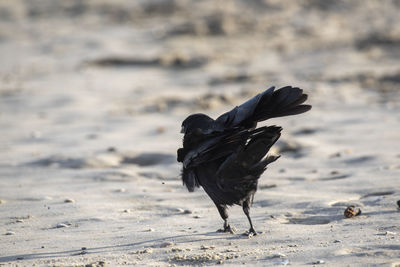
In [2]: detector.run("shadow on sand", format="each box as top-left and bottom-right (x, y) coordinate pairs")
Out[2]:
(0, 231), (245, 263)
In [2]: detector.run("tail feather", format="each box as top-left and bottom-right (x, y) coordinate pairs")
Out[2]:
(290, 93), (308, 106)
(268, 86), (301, 110)
(182, 168), (199, 192)
(250, 155), (280, 177)
(277, 104), (311, 118)
(253, 86), (311, 122)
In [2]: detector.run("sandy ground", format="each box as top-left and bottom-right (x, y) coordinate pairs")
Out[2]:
(1, 1), (400, 266)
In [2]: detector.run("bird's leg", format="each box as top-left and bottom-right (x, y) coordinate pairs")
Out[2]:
(216, 204), (236, 234)
(242, 201), (257, 237)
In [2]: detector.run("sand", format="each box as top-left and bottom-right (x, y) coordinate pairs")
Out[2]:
(0, 1), (400, 266)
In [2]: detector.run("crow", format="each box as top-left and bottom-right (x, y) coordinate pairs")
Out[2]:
(177, 86), (311, 236)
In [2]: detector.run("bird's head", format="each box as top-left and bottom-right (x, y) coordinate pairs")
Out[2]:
(180, 113), (215, 135)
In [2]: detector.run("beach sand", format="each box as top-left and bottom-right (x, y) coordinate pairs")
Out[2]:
(0, 1), (399, 266)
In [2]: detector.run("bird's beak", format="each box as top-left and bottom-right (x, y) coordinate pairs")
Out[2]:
(180, 125), (185, 134)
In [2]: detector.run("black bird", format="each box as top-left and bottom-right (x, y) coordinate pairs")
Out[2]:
(177, 86), (311, 236)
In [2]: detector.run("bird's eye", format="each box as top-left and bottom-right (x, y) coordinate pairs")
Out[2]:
(180, 125), (185, 133)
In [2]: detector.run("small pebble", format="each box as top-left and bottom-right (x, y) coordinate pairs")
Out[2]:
(397, 200), (400, 208)
(56, 223), (69, 228)
(176, 208), (184, 213)
(5, 231), (15, 235)
(329, 152), (341, 158)
(184, 209), (192, 214)
(193, 215), (201, 219)
(16, 219), (24, 223)
(160, 241), (174, 248)
(81, 247), (87, 250)
(313, 260), (325, 264)
(200, 245), (215, 250)
(383, 164), (400, 170)
(344, 149), (353, 154)
(130, 248), (153, 254)
(156, 126), (166, 133)
(31, 131), (42, 139)
(142, 248), (153, 254)
(107, 147), (117, 152)
(86, 133), (97, 139)
(64, 198), (75, 203)
(114, 188), (126, 193)
(385, 231), (396, 235)
(271, 253), (287, 258)
(344, 206), (361, 218)
(123, 209), (131, 213)
(148, 228), (154, 232)
(333, 240), (342, 243)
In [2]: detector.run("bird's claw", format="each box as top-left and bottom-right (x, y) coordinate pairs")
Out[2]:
(217, 225), (236, 234)
(243, 228), (258, 238)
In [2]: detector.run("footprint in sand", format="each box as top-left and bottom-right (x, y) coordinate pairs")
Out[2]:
(27, 152), (175, 169)
(342, 155), (375, 164)
(293, 127), (320, 135)
(286, 216), (332, 225)
(143, 92), (233, 113)
(359, 191), (395, 206)
(361, 191), (395, 199)
(121, 152), (175, 166)
(316, 173), (352, 181)
(254, 199), (281, 208)
(86, 53), (207, 69)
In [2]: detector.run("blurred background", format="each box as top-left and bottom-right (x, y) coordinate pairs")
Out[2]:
(0, 0), (399, 161)
(1, 2), (400, 265)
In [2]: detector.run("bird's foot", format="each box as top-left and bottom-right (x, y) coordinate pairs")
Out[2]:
(243, 228), (258, 238)
(217, 224), (236, 234)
